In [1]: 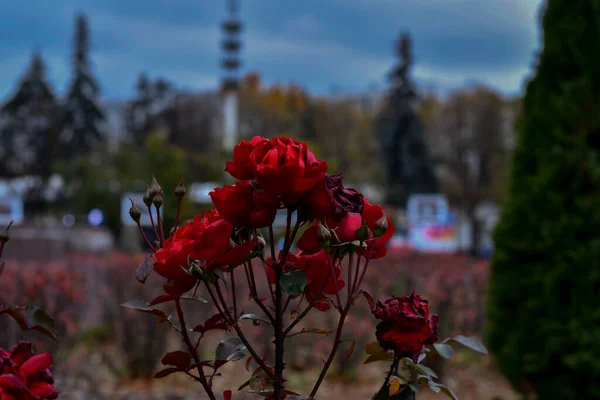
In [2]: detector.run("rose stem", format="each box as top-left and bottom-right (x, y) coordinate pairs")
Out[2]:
(174, 298), (216, 400)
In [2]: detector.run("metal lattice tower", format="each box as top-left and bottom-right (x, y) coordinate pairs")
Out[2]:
(221, 0), (242, 150)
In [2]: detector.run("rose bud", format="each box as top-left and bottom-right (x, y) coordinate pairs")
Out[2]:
(356, 222), (370, 243)
(129, 199), (142, 223)
(152, 193), (163, 209)
(0, 221), (12, 244)
(373, 215), (389, 238)
(143, 186), (153, 207)
(316, 221), (331, 248)
(175, 178), (186, 198)
(149, 176), (161, 197)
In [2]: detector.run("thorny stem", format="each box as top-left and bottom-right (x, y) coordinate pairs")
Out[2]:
(309, 301), (352, 397)
(324, 250), (343, 308)
(246, 261), (275, 325)
(378, 355), (400, 398)
(230, 266), (237, 320)
(147, 205), (160, 245)
(347, 252), (354, 302)
(174, 194), (183, 233)
(207, 282), (276, 381)
(135, 221), (156, 250)
(156, 204), (165, 247)
(274, 262), (284, 399)
(353, 253), (373, 297)
(352, 253), (361, 294)
(283, 267), (333, 336)
(174, 299), (216, 400)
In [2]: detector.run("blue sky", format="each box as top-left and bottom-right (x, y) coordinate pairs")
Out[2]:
(0, 0), (543, 101)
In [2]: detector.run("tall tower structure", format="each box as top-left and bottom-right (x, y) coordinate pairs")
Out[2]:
(221, 0), (242, 150)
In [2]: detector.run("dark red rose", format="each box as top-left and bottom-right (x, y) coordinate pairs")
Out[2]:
(306, 174), (364, 219)
(358, 199), (395, 259)
(373, 292), (439, 362)
(210, 180), (278, 229)
(225, 136), (268, 180)
(249, 136), (328, 201)
(153, 211), (258, 295)
(0, 342), (58, 399)
(297, 198), (394, 258)
(265, 250), (344, 311)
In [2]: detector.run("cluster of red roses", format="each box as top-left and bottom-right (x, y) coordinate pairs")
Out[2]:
(151, 136), (395, 309)
(0, 342), (58, 400)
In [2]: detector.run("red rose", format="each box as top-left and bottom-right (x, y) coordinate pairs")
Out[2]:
(225, 136), (268, 180)
(306, 174), (364, 219)
(264, 250), (344, 311)
(250, 137), (328, 201)
(358, 199), (395, 259)
(210, 180), (278, 229)
(373, 292), (439, 362)
(297, 198), (394, 258)
(0, 342), (58, 400)
(153, 211), (258, 295)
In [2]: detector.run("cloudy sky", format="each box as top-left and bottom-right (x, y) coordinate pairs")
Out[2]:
(0, 0), (543, 101)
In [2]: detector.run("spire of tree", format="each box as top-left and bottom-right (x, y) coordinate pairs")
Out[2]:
(377, 32), (437, 207)
(125, 73), (174, 147)
(0, 49), (59, 178)
(60, 12), (104, 158)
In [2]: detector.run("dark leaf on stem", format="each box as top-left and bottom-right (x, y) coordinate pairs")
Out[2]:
(342, 339), (356, 363)
(238, 313), (271, 325)
(149, 295), (175, 306)
(135, 254), (155, 283)
(362, 290), (376, 311)
(161, 350), (191, 370)
(215, 337), (246, 363)
(280, 270), (308, 297)
(154, 367), (179, 378)
(287, 328), (333, 338)
(121, 300), (170, 324)
(180, 293), (208, 303)
(193, 312), (228, 334)
(0, 305), (59, 342)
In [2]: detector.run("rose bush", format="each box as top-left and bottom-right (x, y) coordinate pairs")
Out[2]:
(122, 135), (487, 400)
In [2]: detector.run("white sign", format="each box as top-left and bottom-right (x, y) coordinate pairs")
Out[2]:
(121, 192), (161, 227)
(189, 182), (220, 204)
(0, 197), (24, 225)
(406, 194), (449, 226)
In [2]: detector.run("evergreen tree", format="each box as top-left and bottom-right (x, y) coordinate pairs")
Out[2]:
(0, 50), (59, 178)
(125, 73), (173, 147)
(60, 13), (104, 158)
(377, 33), (437, 207)
(487, 1), (600, 398)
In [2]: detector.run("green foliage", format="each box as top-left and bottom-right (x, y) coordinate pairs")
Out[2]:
(57, 132), (220, 237)
(486, 1), (600, 398)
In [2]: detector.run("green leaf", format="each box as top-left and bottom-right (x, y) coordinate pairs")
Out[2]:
(446, 335), (488, 355)
(365, 340), (385, 355)
(180, 294), (208, 303)
(215, 337), (246, 362)
(121, 300), (170, 324)
(287, 328), (333, 338)
(428, 383), (458, 400)
(0, 305), (59, 342)
(417, 364), (438, 379)
(364, 352), (394, 364)
(239, 313), (271, 325)
(280, 270), (308, 297)
(433, 343), (455, 359)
